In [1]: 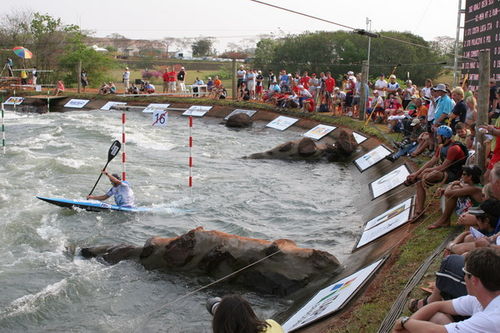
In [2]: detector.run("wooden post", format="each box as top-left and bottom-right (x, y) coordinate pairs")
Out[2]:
(77, 60), (82, 94)
(231, 58), (237, 100)
(476, 50), (490, 172)
(359, 60), (369, 121)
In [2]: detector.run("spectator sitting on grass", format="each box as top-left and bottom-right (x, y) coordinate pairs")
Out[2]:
(427, 165), (484, 230)
(395, 247), (500, 333)
(144, 81), (155, 94)
(54, 80), (65, 96)
(99, 82), (110, 95)
(386, 117), (426, 162)
(109, 82), (116, 94)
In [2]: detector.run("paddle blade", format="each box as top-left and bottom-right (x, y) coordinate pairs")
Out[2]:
(108, 140), (121, 162)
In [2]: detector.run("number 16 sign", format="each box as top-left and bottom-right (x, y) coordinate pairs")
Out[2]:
(152, 110), (168, 127)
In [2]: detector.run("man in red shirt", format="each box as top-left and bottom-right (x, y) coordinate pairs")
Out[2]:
(324, 72), (336, 112)
(162, 67), (170, 93)
(299, 71), (311, 90)
(167, 69), (177, 93)
(405, 125), (467, 224)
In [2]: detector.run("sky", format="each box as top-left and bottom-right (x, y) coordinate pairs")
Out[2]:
(5, 0), (462, 52)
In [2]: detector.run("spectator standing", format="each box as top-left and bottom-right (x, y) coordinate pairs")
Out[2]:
(386, 75), (399, 95)
(449, 87), (467, 132)
(256, 70), (264, 100)
(465, 95), (478, 126)
(122, 67), (130, 92)
(167, 68), (177, 92)
(374, 73), (388, 98)
(420, 78), (433, 99)
(20, 69), (28, 85)
(5, 58), (14, 77)
(266, 70), (275, 89)
(177, 66), (186, 92)
(246, 69), (256, 99)
(433, 83), (454, 127)
(162, 68), (169, 93)
(299, 71), (310, 90)
(81, 69), (89, 92)
(324, 72), (336, 112)
(402, 80), (415, 109)
(237, 65), (246, 88)
(32, 66), (38, 86)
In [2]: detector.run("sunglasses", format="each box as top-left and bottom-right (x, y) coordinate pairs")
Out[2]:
(462, 267), (473, 279)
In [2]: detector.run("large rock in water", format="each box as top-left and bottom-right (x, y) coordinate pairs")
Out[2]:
(245, 130), (358, 161)
(225, 113), (253, 128)
(81, 227), (341, 296)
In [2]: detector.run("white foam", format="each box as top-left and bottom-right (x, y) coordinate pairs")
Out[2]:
(0, 279), (68, 318)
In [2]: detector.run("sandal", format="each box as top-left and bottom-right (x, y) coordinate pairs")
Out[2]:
(408, 296), (428, 313)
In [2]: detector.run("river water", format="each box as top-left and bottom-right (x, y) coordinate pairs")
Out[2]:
(0, 108), (363, 332)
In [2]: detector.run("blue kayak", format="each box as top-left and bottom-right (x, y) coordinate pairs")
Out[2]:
(36, 196), (151, 213)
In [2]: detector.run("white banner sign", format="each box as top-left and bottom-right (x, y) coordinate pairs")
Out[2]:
(4, 96), (24, 105)
(143, 103), (170, 113)
(370, 164), (410, 199)
(357, 197), (413, 248)
(152, 110), (168, 127)
(224, 109), (257, 121)
(303, 124), (336, 140)
(100, 101), (126, 111)
(283, 259), (385, 332)
(266, 116), (299, 131)
(183, 105), (212, 117)
(354, 145), (392, 172)
(64, 99), (90, 108)
(352, 132), (368, 144)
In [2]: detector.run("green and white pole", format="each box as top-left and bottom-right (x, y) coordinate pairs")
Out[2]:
(2, 103), (5, 154)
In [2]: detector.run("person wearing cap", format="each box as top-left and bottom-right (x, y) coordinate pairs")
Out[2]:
(177, 66), (186, 92)
(427, 164), (484, 230)
(237, 65), (246, 89)
(368, 89), (385, 120)
(432, 83), (454, 127)
(394, 247), (500, 333)
(86, 170), (135, 207)
(122, 67), (130, 92)
(405, 125), (468, 221)
(386, 74), (399, 94)
(266, 70), (275, 90)
(387, 117), (426, 162)
(374, 74), (388, 98)
(256, 70), (264, 100)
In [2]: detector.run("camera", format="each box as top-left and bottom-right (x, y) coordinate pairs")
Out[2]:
(206, 297), (222, 315)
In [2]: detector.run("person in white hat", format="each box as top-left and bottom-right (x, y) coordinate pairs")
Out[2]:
(386, 74), (399, 94)
(177, 66), (186, 92)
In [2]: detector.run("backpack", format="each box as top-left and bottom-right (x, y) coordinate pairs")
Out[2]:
(319, 104), (329, 112)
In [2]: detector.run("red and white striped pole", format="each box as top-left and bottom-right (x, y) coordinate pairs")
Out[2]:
(121, 112), (126, 181)
(188, 115), (193, 187)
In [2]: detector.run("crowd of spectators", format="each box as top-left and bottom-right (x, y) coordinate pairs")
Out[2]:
(387, 76), (500, 331)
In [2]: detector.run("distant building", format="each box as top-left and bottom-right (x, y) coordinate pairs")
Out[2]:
(461, 0), (500, 89)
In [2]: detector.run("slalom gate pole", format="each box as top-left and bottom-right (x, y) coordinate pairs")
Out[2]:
(1, 103), (5, 154)
(122, 112), (126, 180)
(188, 116), (193, 188)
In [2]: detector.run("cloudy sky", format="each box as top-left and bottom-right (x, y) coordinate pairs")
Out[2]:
(6, 0), (462, 51)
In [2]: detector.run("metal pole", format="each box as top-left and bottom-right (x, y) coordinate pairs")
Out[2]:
(359, 60), (369, 121)
(366, 17), (372, 79)
(231, 58), (237, 100)
(453, 0), (463, 87)
(476, 50), (489, 172)
(122, 112), (126, 181)
(1, 103), (5, 154)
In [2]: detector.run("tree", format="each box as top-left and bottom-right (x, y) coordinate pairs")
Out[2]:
(191, 38), (215, 57)
(252, 30), (444, 84)
(59, 31), (117, 87)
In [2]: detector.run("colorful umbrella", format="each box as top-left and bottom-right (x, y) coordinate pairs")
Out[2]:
(12, 46), (33, 59)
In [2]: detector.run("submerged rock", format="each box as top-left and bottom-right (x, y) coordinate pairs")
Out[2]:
(245, 130), (358, 161)
(225, 113), (253, 128)
(81, 227), (341, 296)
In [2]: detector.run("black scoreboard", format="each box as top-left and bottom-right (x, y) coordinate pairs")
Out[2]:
(462, 0), (500, 90)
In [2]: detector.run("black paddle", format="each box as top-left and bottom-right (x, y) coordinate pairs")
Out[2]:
(88, 140), (122, 196)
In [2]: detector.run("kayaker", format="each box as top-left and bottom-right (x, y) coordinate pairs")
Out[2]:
(87, 170), (135, 207)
